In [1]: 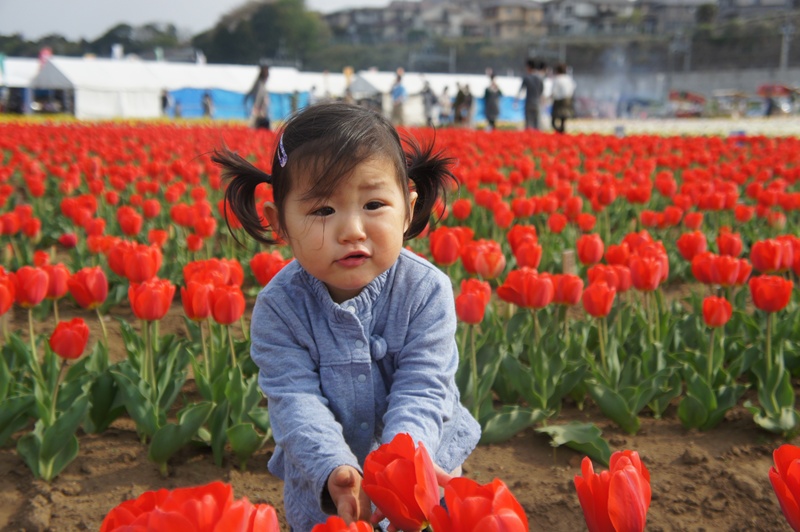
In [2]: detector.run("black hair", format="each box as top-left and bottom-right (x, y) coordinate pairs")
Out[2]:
(213, 101), (457, 245)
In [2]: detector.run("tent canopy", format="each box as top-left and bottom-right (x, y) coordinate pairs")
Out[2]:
(2, 57), (40, 88)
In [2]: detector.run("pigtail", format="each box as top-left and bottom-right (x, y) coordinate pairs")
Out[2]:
(211, 145), (276, 245)
(404, 136), (458, 239)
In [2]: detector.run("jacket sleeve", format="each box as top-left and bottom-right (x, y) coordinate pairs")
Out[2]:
(380, 270), (458, 458)
(250, 291), (360, 513)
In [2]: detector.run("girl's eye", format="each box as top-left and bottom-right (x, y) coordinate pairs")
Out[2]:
(311, 206), (334, 217)
(365, 201), (385, 211)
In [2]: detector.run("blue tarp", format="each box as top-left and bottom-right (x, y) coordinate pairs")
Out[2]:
(167, 88), (311, 120)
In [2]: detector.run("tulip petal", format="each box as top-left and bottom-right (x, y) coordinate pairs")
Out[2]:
(608, 464), (650, 532)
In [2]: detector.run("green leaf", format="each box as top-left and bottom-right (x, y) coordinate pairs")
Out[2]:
(208, 400), (231, 467)
(83, 369), (124, 434)
(536, 422), (612, 466)
(587, 383), (640, 435)
(678, 395), (709, 430)
(0, 395), (35, 446)
(40, 394), (90, 463)
(226, 423), (266, 470)
(110, 366), (158, 437)
(478, 405), (547, 444)
(42, 435), (80, 482)
(148, 402), (213, 467)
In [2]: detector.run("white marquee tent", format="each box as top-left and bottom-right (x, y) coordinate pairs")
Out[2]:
(24, 55), (524, 124)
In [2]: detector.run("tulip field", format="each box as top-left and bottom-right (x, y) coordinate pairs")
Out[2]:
(1, 117), (800, 530)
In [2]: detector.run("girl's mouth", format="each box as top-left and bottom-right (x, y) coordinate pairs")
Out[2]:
(337, 252), (370, 267)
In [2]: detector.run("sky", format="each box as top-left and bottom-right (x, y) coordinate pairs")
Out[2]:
(0, 0), (393, 41)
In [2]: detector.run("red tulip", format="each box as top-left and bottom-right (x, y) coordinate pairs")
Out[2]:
(474, 247), (506, 280)
(117, 207), (143, 236)
(210, 284), (245, 325)
(683, 211), (703, 230)
(0, 271), (15, 316)
(33, 250), (50, 267)
(611, 265), (632, 293)
(49, 318), (90, 359)
(250, 251), (292, 287)
(124, 244), (163, 283)
(429, 477), (529, 532)
(43, 263), (71, 300)
(582, 281), (616, 318)
(587, 265), (619, 291)
(574, 450), (651, 532)
(107, 240), (137, 278)
(57, 232), (78, 248)
(100, 481), (279, 532)
(129, 278), (176, 321)
(311, 516), (375, 532)
(702, 296), (732, 328)
(513, 240), (542, 269)
(553, 274), (584, 306)
(429, 227), (463, 266)
(362, 433), (439, 532)
(717, 230), (742, 257)
(455, 289), (487, 324)
(629, 256), (662, 292)
(605, 243), (631, 266)
(547, 212), (568, 234)
(577, 213), (597, 232)
(507, 225), (538, 254)
(751, 239), (784, 274)
(497, 269), (553, 309)
(709, 255), (740, 287)
(770, 444), (800, 532)
(187, 233), (204, 252)
(577, 234), (605, 266)
(460, 278), (492, 307)
(451, 198), (472, 220)
(181, 282), (213, 322)
(13, 266), (49, 308)
(68, 266), (109, 310)
(147, 229), (169, 248)
(676, 231), (707, 261)
(749, 275), (793, 313)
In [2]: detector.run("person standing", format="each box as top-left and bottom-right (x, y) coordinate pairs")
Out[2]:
(246, 65), (271, 130)
(390, 73), (408, 126)
(483, 74), (502, 131)
(453, 83), (465, 126)
(439, 86), (452, 126)
(461, 85), (474, 128)
(421, 81), (437, 127)
(551, 63), (576, 134)
(202, 91), (214, 119)
(516, 59), (544, 130)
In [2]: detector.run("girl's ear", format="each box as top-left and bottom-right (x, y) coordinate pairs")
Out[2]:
(405, 191), (419, 233)
(263, 202), (282, 237)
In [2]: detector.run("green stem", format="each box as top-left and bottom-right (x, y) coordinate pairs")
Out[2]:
(598, 317), (607, 375)
(707, 327), (716, 384)
(28, 308), (45, 385)
(240, 316), (249, 342)
(766, 312), (773, 374)
(533, 310), (540, 345)
(228, 325), (237, 368)
(95, 307), (109, 350)
(53, 299), (60, 324)
(469, 325), (479, 420)
(49, 359), (68, 427)
(200, 321), (210, 385)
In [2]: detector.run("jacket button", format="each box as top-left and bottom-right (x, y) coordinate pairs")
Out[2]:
(357, 374), (367, 383)
(360, 422), (369, 430)
(355, 340), (364, 349)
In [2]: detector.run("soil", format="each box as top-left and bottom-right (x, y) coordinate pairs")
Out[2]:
(0, 299), (793, 532)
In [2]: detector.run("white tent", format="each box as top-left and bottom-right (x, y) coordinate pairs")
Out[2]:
(1, 57), (40, 88)
(31, 56), (164, 119)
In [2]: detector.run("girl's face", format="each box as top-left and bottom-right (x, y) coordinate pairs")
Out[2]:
(266, 157), (417, 303)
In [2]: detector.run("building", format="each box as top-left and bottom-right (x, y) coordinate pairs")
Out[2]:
(482, 0), (547, 40)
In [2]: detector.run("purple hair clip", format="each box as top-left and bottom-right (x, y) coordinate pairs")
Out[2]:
(278, 134), (288, 168)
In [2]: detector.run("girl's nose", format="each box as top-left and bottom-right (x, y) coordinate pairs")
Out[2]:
(338, 213), (366, 243)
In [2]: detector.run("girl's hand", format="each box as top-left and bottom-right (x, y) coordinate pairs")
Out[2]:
(327, 465), (371, 524)
(369, 462), (454, 531)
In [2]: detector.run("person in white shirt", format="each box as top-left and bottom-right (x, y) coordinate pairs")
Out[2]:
(551, 63), (576, 134)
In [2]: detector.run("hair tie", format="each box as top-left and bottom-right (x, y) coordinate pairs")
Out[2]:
(278, 134), (288, 168)
(264, 174), (273, 185)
